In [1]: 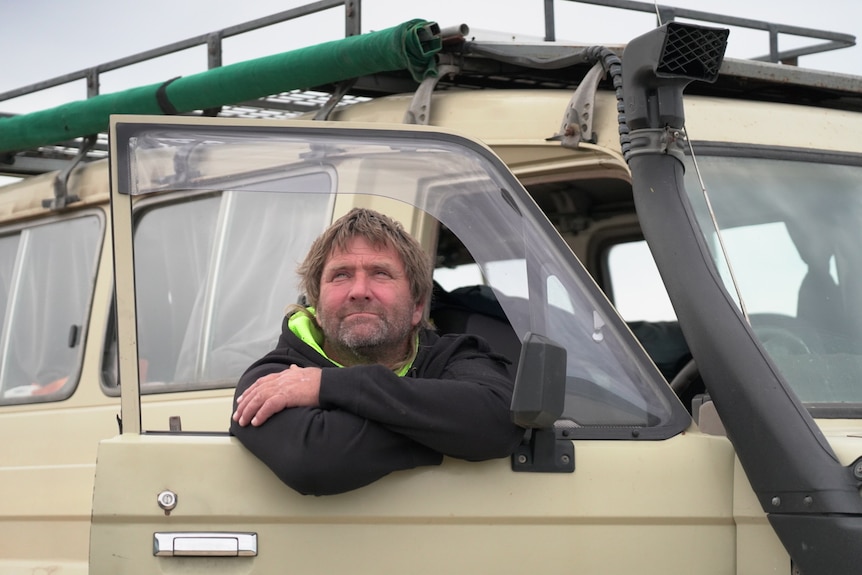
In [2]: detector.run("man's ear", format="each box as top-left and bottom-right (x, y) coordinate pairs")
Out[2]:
(412, 300), (425, 326)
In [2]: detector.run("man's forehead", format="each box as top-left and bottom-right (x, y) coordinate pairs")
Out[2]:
(325, 236), (402, 266)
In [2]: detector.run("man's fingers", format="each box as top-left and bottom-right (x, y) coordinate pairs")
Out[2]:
(233, 385), (270, 426)
(250, 396), (285, 426)
(232, 395), (259, 426)
(233, 374), (291, 426)
(234, 368), (290, 413)
(232, 365), (320, 426)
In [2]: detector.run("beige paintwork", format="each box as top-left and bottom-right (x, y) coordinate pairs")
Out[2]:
(1, 83), (861, 573)
(90, 428), (738, 573)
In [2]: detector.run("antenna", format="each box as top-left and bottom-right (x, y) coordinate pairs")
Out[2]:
(683, 129), (751, 322)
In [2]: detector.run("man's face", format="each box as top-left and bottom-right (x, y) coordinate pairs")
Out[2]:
(316, 236), (423, 362)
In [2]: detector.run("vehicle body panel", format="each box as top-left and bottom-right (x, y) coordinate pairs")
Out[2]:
(91, 430), (737, 573)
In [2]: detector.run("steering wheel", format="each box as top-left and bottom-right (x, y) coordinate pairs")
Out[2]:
(749, 314), (814, 356)
(670, 357), (699, 394)
(752, 324), (810, 355)
(669, 314), (814, 396)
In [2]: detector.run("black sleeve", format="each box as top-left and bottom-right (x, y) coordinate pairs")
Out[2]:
(230, 343), (444, 495)
(318, 335), (525, 461)
(230, 397), (442, 496)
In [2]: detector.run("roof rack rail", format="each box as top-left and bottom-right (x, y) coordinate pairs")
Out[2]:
(555, 0), (855, 65)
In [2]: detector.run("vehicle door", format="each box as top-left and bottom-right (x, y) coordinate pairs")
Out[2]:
(90, 115), (737, 574)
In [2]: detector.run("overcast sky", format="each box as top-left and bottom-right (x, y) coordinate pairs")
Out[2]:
(1, 0), (860, 114)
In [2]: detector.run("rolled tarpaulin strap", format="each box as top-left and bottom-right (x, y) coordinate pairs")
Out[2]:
(155, 77), (182, 115)
(0, 19), (441, 155)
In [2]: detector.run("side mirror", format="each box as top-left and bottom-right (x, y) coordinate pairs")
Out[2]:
(510, 332), (574, 473)
(510, 332), (567, 428)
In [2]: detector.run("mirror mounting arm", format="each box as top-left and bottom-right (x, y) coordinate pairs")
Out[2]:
(511, 428), (574, 473)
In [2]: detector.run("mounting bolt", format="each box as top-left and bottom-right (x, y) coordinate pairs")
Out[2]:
(853, 460), (862, 480)
(517, 454), (528, 465)
(771, 497), (781, 507)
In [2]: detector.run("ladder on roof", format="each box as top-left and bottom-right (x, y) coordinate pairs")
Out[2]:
(0, 0), (856, 179)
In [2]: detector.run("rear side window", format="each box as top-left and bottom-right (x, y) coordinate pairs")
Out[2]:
(0, 216), (102, 404)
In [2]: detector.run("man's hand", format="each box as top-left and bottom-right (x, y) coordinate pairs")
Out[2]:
(232, 365), (322, 427)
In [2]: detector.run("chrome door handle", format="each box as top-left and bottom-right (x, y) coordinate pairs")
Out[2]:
(153, 532), (258, 557)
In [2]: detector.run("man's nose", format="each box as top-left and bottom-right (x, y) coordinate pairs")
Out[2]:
(347, 272), (372, 299)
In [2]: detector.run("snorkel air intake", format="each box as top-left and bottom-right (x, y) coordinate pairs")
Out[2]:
(623, 22), (726, 131)
(620, 22), (727, 163)
(624, 22), (862, 575)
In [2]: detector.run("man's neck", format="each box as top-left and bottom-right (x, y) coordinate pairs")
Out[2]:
(322, 339), (412, 371)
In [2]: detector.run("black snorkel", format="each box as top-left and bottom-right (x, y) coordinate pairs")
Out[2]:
(621, 22), (862, 575)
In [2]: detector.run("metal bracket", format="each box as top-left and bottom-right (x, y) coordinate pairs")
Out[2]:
(44, 134), (96, 210)
(548, 61), (604, 148)
(403, 63), (460, 125)
(626, 127), (687, 162)
(313, 78), (358, 121)
(511, 429), (575, 473)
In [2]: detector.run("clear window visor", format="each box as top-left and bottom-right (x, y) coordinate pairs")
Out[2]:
(111, 120), (689, 438)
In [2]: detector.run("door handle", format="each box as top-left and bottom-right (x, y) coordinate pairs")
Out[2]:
(153, 532), (258, 557)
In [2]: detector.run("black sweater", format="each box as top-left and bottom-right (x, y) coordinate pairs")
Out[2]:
(230, 319), (525, 495)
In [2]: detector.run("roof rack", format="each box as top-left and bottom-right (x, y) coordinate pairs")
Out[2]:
(561, 0), (855, 64)
(0, 0), (858, 179)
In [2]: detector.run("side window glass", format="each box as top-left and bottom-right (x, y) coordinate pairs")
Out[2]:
(434, 260), (528, 298)
(0, 235), (20, 335)
(606, 240), (676, 322)
(0, 216), (101, 403)
(120, 175), (333, 392)
(433, 235), (685, 432)
(605, 239), (690, 382)
(547, 275), (574, 314)
(133, 195), (220, 387)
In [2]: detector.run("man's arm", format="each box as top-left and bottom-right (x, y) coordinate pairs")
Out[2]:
(231, 363), (443, 495)
(230, 333), (524, 494)
(319, 334), (525, 460)
(235, 334), (523, 461)
(232, 337), (449, 496)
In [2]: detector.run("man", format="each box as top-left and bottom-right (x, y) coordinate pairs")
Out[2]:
(231, 208), (524, 495)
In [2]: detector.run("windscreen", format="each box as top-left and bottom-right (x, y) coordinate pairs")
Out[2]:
(684, 152), (862, 413)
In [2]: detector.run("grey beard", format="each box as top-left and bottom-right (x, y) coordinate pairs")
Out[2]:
(329, 316), (413, 366)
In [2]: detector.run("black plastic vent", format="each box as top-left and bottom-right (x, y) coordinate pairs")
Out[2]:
(656, 22), (729, 83)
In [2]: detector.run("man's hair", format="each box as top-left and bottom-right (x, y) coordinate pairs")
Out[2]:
(297, 208), (433, 313)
